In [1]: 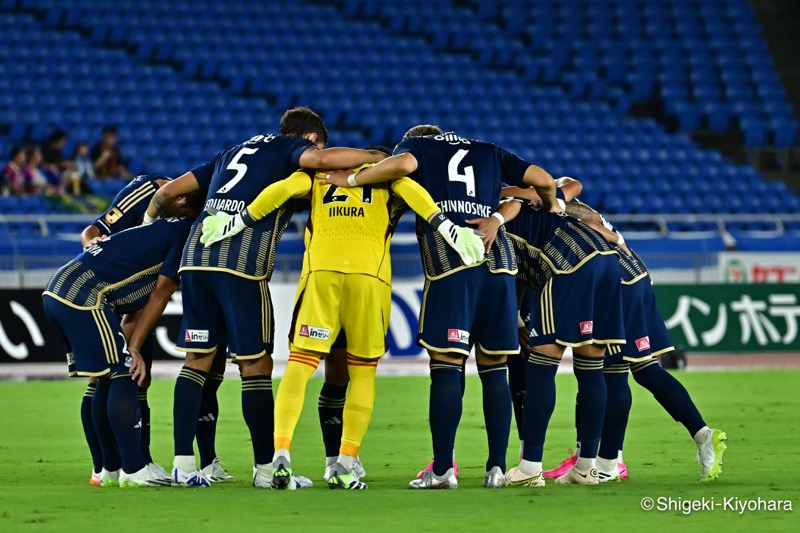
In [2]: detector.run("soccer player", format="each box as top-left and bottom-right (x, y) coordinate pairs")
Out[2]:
(144, 107), (386, 488)
(552, 197), (727, 483)
(325, 125), (557, 489)
(470, 192), (626, 486)
(43, 201), (200, 487)
(201, 145), (484, 490)
(79, 175), (230, 485)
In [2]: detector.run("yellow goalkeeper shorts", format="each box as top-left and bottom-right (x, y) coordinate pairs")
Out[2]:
(289, 271), (391, 359)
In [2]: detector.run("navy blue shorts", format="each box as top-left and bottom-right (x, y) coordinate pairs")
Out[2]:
(177, 270), (274, 361)
(606, 276), (674, 365)
(526, 253), (625, 349)
(418, 264), (519, 356)
(43, 296), (132, 378)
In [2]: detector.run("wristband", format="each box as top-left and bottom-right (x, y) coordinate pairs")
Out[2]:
(143, 212), (157, 225)
(491, 212), (505, 225)
(616, 232), (625, 246)
(241, 208), (258, 227)
(556, 199), (566, 210)
(347, 172), (358, 187)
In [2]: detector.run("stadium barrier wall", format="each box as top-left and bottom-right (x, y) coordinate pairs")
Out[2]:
(655, 284), (800, 352)
(2, 283), (797, 369)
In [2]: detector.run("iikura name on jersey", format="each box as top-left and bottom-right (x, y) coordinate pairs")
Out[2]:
(329, 206), (365, 218)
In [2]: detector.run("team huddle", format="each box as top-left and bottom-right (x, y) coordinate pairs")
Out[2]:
(42, 107), (727, 489)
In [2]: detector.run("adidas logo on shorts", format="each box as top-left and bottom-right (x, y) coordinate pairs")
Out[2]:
(447, 329), (470, 344)
(636, 336), (651, 352)
(580, 321), (593, 335)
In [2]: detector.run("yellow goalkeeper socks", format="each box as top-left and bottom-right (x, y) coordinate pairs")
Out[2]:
(340, 356), (378, 457)
(274, 351), (320, 451)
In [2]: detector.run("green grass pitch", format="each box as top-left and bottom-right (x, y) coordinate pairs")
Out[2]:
(1, 370), (798, 531)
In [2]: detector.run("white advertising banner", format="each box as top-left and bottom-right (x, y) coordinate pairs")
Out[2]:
(718, 252), (800, 284)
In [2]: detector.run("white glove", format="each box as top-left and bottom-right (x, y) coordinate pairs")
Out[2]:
(435, 217), (486, 266)
(200, 208), (247, 247)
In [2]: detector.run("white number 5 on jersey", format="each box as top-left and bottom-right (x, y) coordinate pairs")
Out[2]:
(217, 147), (259, 193)
(448, 149), (475, 197)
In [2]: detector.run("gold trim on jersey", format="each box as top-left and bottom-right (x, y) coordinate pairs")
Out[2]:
(622, 354), (658, 363)
(477, 343), (521, 355)
(42, 263), (164, 311)
(424, 261), (517, 281)
(229, 349), (267, 361)
(418, 339), (471, 357)
(174, 345), (218, 353)
(507, 233), (619, 276)
(91, 309), (119, 364)
(540, 278), (555, 336)
(116, 182), (156, 212)
(649, 345), (675, 358)
(177, 266), (268, 281)
(621, 272), (650, 285)
(554, 337), (627, 348)
(76, 369), (112, 378)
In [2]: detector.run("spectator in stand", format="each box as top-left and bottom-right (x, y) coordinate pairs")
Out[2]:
(42, 129), (80, 193)
(2, 145), (29, 195)
(24, 146), (61, 195)
(91, 125), (131, 179)
(72, 142), (95, 195)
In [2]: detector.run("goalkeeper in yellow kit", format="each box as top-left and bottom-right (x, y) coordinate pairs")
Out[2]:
(201, 149), (484, 490)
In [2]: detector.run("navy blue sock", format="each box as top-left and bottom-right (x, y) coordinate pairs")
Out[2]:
(92, 379), (121, 471)
(318, 383), (347, 458)
(459, 358), (466, 397)
(572, 354), (606, 459)
(507, 354), (527, 441)
(138, 388), (152, 463)
(197, 372), (223, 469)
(173, 366), (206, 457)
(241, 375), (273, 465)
(598, 364), (631, 460)
(521, 351), (560, 462)
(574, 392), (581, 445)
(429, 360), (463, 476)
(632, 359), (706, 436)
(478, 362), (512, 471)
(81, 383), (104, 472)
(108, 376), (146, 474)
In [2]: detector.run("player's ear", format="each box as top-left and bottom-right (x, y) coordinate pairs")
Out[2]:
(304, 132), (318, 143)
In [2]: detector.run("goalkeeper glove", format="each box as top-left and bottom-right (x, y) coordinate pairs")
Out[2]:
(429, 212), (486, 266)
(200, 207), (254, 247)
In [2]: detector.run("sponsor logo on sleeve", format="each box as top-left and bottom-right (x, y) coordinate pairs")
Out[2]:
(299, 325), (330, 340)
(447, 328), (470, 344)
(635, 336), (651, 352)
(184, 329), (209, 343)
(580, 321), (593, 335)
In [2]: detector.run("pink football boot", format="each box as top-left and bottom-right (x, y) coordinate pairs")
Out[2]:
(417, 459), (459, 479)
(543, 449), (577, 479)
(618, 460), (629, 480)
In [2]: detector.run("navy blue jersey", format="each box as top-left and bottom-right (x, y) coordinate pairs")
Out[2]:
(181, 134), (315, 280)
(44, 217), (191, 313)
(394, 132), (530, 279)
(618, 246), (650, 284)
(91, 175), (168, 235)
(505, 201), (617, 291)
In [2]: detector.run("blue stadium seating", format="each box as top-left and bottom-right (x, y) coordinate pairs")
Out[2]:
(0, 0), (798, 261)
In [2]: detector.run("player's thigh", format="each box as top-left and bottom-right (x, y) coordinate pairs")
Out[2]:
(216, 274), (275, 362)
(43, 297), (129, 378)
(340, 274), (391, 359)
(473, 271), (519, 358)
(176, 270), (226, 358)
(290, 271), (344, 355)
(417, 268), (480, 357)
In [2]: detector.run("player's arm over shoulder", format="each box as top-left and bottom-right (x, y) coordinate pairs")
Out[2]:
(247, 170), (313, 221)
(298, 146), (386, 170)
(389, 176), (438, 220)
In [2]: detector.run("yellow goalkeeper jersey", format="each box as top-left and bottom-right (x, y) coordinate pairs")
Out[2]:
(244, 165), (439, 286)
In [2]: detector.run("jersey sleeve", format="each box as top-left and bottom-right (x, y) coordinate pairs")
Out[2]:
(288, 138), (317, 168)
(246, 171), (313, 221)
(190, 157), (216, 195)
(91, 178), (157, 235)
(495, 145), (531, 187)
(390, 176), (439, 221)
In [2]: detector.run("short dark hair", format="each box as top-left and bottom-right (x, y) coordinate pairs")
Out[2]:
(102, 125), (118, 135)
(48, 129), (67, 143)
(364, 144), (392, 157)
(10, 145), (24, 160)
(403, 124), (442, 140)
(279, 107), (328, 146)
